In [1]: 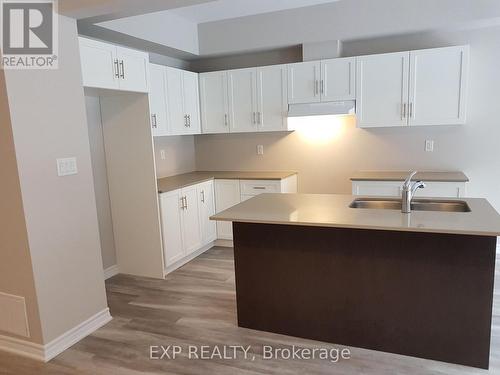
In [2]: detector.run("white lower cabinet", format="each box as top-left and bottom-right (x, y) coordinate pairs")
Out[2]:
(159, 180), (215, 272)
(352, 180), (466, 198)
(214, 180), (241, 240)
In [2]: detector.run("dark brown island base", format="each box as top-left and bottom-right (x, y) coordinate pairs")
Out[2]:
(212, 193), (500, 369)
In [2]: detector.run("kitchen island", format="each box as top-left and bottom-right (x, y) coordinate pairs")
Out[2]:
(212, 193), (500, 369)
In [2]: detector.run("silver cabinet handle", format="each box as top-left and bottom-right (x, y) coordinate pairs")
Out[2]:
(151, 114), (157, 128)
(257, 111), (261, 125)
(114, 59), (120, 78)
(184, 115), (188, 127)
(252, 112), (256, 124)
(409, 102), (413, 118)
(253, 186), (266, 190)
(402, 103), (407, 119)
(201, 190), (205, 203)
(180, 197), (185, 209)
(320, 80), (324, 94)
(224, 113), (228, 126)
(315, 80), (319, 95)
(184, 196), (188, 209)
(119, 60), (125, 79)
(187, 114), (191, 127)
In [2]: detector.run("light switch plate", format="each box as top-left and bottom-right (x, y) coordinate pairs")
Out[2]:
(257, 145), (264, 155)
(425, 140), (434, 152)
(57, 157), (78, 176)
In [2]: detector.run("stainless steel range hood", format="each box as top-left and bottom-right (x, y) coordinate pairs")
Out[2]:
(287, 101), (356, 117)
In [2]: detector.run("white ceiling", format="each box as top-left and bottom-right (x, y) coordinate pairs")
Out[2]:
(169, 0), (341, 24)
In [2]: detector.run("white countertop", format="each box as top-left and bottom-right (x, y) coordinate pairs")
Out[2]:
(211, 193), (500, 236)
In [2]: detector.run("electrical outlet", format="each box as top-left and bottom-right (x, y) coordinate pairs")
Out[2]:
(160, 149), (166, 160)
(257, 145), (264, 155)
(56, 157), (78, 176)
(425, 140), (434, 152)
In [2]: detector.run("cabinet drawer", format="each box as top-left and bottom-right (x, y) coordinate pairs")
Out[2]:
(240, 180), (281, 196)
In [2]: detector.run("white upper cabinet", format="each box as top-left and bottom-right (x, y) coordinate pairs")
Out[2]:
(408, 46), (469, 126)
(166, 67), (201, 136)
(287, 61), (321, 104)
(182, 70), (202, 134)
(79, 37), (119, 90)
(356, 52), (410, 128)
(228, 68), (258, 133)
(199, 71), (230, 134)
(115, 46), (149, 93)
(149, 64), (168, 136)
(256, 65), (288, 132)
(321, 57), (356, 101)
(79, 37), (149, 93)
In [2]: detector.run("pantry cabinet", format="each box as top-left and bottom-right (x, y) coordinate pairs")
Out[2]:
(79, 37), (149, 93)
(356, 45), (469, 128)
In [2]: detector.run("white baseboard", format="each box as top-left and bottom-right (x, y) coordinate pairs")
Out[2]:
(103, 264), (119, 280)
(215, 239), (233, 248)
(0, 308), (112, 362)
(164, 241), (215, 276)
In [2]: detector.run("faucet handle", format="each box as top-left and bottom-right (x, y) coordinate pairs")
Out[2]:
(403, 170), (418, 188)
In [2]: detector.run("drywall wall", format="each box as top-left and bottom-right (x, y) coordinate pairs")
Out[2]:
(5, 15), (108, 343)
(195, 25), (500, 211)
(85, 96), (117, 270)
(198, 0), (500, 55)
(0, 70), (43, 345)
(190, 46), (302, 72)
(154, 136), (197, 178)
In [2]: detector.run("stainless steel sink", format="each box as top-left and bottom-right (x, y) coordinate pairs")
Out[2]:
(349, 198), (471, 212)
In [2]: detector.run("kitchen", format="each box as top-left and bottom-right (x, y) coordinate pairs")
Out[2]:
(1, 1), (500, 374)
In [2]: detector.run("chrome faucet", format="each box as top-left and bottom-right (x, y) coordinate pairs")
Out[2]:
(401, 171), (426, 213)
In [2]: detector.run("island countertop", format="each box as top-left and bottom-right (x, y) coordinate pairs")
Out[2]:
(157, 171), (297, 193)
(211, 193), (500, 236)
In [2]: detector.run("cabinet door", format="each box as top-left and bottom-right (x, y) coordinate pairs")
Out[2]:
(116, 46), (149, 93)
(321, 57), (356, 101)
(408, 46), (469, 126)
(79, 37), (119, 90)
(199, 71), (230, 134)
(165, 67), (187, 135)
(287, 61), (321, 104)
(197, 181), (217, 245)
(182, 71), (201, 134)
(181, 185), (202, 255)
(256, 65), (288, 132)
(159, 191), (184, 267)
(214, 179), (241, 240)
(356, 52), (410, 128)
(149, 64), (168, 136)
(228, 68), (257, 133)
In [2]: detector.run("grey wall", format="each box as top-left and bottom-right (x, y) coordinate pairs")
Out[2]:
(5, 15), (108, 343)
(154, 136), (197, 178)
(195, 25), (500, 211)
(198, 0), (500, 56)
(85, 96), (117, 270)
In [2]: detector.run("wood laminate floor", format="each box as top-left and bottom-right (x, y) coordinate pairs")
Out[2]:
(1, 246), (499, 374)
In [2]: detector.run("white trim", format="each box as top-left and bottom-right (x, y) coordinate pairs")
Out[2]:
(0, 308), (112, 362)
(164, 242), (215, 276)
(0, 334), (45, 361)
(103, 265), (119, 280)
(44, 308), (112, 361)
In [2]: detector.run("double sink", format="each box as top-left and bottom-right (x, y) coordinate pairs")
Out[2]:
(349, 198), (471, 213)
